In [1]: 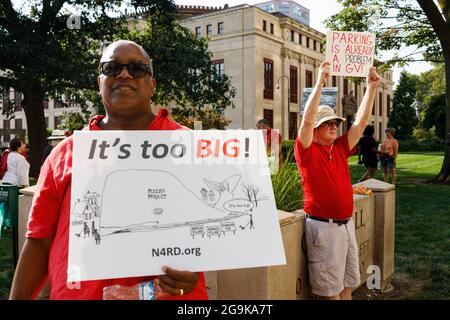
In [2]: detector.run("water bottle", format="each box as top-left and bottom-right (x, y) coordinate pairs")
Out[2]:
(103, 280), (168, 300)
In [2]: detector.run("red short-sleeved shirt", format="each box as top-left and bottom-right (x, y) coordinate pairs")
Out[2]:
(26, 109), (208, 300)
(294, 133), (354, 220)
(264, 128), (282, 152)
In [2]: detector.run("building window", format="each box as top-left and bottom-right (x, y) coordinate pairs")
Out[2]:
(206, 24), (212, 37)
(313, 40), (317, 51)
(379, 122), (382, 140)
(306, 37), (310, 48)
(299, 33), (302, 45)
(45, 117), (49, 128)
(263, 109), (274, 128)
(54, 116), (61, 129)
(54, 98), (63, 109)
(291, 30), (295, 41)
(372, 92), (376, 115)
(305, 70), (313, 88)
(14, 90), (22, 111)
(68, 97), (77, 108)
(263, 20), (267, 32)
(387, 94), (391, 117)
(3, 119), (10, 142)
(195, 26), (201, 38)
(343, 78), (349, 96)
(218, 22), (224, 34)
(379, 92), (383, 116)
(332, 76), (337, 87)
(270, 23), (274, 34)
(289, 112), (298, 139)
(263, 58), (274, 100)
(15, 118), (22, 129)
(290, 66), (298, 103)
(212, 59), (224, 77)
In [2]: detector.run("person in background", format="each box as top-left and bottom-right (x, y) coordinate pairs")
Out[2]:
(1, 138), (30, 188)
(0, 143), (10, 181)
(357, 125), (378, 182)
(256, 119), (283, 167)
(41, 129), (67, 166)
(379, 127), (399, 185)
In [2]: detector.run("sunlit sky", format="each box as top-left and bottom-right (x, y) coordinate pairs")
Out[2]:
(11, 0), (434, 85)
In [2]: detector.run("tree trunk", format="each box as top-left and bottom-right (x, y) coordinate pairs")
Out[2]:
(21, 88), (47, 179)
(434, 51), (450, 183)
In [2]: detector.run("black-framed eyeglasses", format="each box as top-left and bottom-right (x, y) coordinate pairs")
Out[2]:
(99, 61), (152, 78)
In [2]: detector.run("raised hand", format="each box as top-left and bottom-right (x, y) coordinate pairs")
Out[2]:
(367, 66), (381, 89)
(317, 61), (331, 86)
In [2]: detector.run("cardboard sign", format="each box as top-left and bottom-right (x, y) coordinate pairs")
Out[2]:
(68, 130), (286, 282)
(301, 87), (338, 111)
(326, 31), (376, 77)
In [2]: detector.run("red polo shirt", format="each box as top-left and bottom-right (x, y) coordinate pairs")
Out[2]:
(294, 133), (354, 220)
(26, 109), (208, 300)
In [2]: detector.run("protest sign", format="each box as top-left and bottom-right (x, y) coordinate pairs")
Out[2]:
(326, 31), (376, 77)
(68, 130), (286, 281)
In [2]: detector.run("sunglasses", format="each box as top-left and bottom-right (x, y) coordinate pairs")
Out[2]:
(99, 61), (152, 78)
(322, 120), (340, 128)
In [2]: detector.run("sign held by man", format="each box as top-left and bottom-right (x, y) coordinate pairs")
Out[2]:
(326, 31), (376, 77)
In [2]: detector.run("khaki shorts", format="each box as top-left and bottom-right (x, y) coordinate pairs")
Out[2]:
(305, 217), (361, 297)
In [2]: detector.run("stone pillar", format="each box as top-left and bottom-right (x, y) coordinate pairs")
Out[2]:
(351, 194), (375, 287)
(353, 179), (395, 290)
(18, 186), (36, 255)
(209, 210), (309, 300)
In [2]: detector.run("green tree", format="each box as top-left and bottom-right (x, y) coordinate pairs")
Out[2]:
(422, 93), (446, 139)
(388, 72), (418, 139)
(416, 63), (445, 114)
(0, 0), (235, 177)
(326, 0), (450, 183)
(129, 12), (236, 112)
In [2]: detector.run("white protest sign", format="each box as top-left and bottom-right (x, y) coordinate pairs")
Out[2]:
(326, 31), (376, 77)
(68, 130), (286, 282)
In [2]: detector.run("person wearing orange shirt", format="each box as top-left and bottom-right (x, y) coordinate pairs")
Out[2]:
(379, 127), (399, 185)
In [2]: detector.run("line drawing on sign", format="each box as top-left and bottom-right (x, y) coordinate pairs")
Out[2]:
(71, 170), (269, 245)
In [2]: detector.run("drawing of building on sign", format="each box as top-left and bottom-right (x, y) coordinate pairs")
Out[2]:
(71, 191), (101, 244)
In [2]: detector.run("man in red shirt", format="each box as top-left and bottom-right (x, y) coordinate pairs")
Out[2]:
(295, 61), (381, 299)
(9, 40), (208, 300)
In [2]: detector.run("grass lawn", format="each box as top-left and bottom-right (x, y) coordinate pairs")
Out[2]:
(0, 152), (448, 299)
(348, 152), (450, 299)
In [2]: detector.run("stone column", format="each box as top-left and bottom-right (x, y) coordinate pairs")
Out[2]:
(208, 210), (309, 299)
(353, 178), (395, 291)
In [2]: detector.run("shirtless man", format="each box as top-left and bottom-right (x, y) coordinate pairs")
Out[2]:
(379, 127), (399, 184)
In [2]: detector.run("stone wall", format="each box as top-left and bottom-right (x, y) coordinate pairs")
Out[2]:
(204, 179), (394, 299)
(17, 179), (394, 299)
